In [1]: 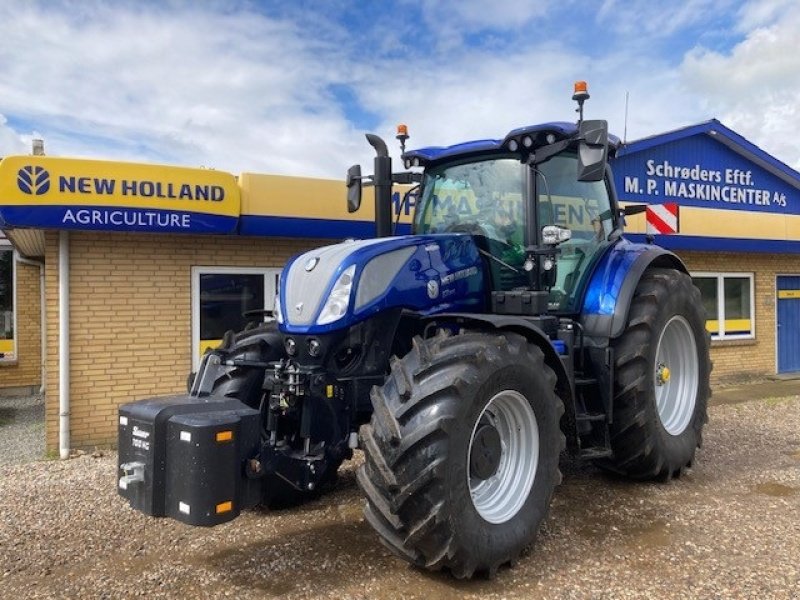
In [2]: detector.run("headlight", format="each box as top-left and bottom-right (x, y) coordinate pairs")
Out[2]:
(316, 265), (356, 325)
(274, 294), (283, 324)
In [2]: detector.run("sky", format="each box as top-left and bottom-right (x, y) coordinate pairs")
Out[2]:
(0, 0), (798, 179)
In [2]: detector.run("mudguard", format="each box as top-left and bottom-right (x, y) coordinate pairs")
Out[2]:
(581, 238), (687, 340)
(424, 312), (572, 403)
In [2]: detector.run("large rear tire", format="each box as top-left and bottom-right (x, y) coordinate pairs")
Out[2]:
(358, 332), (564, 578)
(604, 268), (711, 479)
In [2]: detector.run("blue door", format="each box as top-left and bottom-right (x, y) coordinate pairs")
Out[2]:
(777, 276), (800, 374)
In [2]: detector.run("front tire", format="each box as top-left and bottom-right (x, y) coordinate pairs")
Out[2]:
(604, 268), (711, 479)
(358, 332), (564, 578)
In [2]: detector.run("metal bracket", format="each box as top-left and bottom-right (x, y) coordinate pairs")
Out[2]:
(118, 461), (145, 490)
(191, 353), (222, 397)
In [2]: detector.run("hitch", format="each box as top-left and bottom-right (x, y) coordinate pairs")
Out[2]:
(118, 461), (145, 490)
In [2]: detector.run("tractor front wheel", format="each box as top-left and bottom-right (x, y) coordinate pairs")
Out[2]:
(358, 332), (563, 578)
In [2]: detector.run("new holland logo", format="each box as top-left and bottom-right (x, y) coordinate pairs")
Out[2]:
(17, 166), (51, 196)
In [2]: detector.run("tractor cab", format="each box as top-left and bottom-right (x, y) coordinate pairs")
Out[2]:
(341, 82), (622, 318)
(410, 148), (617, 313)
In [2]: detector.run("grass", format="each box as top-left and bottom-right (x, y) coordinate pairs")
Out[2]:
(763, 395), (798, 407)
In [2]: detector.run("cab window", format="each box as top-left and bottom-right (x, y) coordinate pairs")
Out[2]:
(537, 154), (613, 311)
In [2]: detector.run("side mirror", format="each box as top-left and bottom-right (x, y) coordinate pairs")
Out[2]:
(577, 119), (608, 182)
(346, 164), (362, 213)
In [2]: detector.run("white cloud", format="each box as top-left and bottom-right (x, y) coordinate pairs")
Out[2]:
(419, 0), (552, 32)
(598, 0), (738, 38)
(0, 2), (358, 177)
(0, 0), (798, 182)
(352, 39), (702, 157)
(682, 1), (800, 168)
(735, 0), (796, 30)
(0, 115), (29, 157)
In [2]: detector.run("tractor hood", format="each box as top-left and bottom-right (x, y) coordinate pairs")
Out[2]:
(277, 235), (487, 334)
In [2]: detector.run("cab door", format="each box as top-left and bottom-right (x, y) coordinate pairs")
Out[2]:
(536, 154), (614, 312)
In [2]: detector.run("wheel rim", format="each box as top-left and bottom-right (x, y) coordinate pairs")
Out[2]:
(654, 315), (699, 435)
(467, 390), (539, 524)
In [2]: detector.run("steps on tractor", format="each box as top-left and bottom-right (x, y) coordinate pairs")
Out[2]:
(574, 376), (613, 459)
(577, 446), (613, 459)
(576, 411), (605, 423)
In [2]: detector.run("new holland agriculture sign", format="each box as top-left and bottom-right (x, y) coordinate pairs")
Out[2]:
(0, 156), (240, 234)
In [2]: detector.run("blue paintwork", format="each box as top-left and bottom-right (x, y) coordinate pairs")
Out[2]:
(580, 238), (655, 317)
(278, 234), (487, 335)
(405, 139), (506, 163)
(404, 123), (563, 163)
(777, 275), (800, 374)
(405, 121), (621, 166)
(503, 121), (579, 142)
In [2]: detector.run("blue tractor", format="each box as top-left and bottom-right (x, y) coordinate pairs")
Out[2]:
(118, 83), (711, 578)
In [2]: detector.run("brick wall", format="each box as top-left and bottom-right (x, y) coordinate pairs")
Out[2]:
(681, 250), (800, 386)
(44, 231), (322, 450)
(0, 260), (42, 392)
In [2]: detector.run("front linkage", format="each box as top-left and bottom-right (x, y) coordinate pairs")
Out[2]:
(118, 310), (404, 525)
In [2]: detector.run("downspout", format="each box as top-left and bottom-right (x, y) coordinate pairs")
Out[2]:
(14, 252), (46, 394)
(58, 231), (70, 459)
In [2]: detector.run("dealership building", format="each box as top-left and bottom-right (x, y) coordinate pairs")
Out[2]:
(1, 119), (799, 454)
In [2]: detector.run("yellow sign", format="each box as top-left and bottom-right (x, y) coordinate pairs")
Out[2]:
(705, 319), (752, 334)
(238, 173), (413, 238)
(239, 173), (412, 221)
(778, 290), (800, 299)
(0, 338), (15, 358)
(0, 156), (241, 233)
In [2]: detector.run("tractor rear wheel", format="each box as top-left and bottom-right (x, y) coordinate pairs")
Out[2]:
(603, 268), (711, 479)
(358, 331), (563, 578)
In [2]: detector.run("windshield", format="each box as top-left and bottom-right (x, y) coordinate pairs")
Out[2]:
(412, 153), (614, 308)
(414, 157), (524, 243)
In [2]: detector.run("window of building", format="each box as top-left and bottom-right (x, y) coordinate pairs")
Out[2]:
(191, 267), (281, 370)
(0, 243), (15, 362)
(691, 272), (754, 340)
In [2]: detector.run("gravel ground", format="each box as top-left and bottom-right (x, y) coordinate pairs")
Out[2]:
(1, 394), (798, 599)
(0, 394), (45, 464)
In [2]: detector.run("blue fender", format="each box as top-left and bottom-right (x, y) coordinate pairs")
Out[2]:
(581, 238), (687, 339)
(423, 312), (573, 407)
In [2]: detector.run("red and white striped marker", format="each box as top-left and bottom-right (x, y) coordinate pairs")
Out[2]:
(646, 202), (679, 235)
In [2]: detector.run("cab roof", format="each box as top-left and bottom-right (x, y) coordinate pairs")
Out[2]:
(404, 121), (620, 167)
